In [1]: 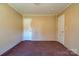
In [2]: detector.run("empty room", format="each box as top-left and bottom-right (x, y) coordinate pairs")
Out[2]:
(0, 3), (79, 56)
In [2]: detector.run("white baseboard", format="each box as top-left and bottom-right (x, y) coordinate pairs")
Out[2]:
(23, 39), (56, 41)
(70, 49), (79, 55)
(0, 41), (22, 55)
(56, 41), (79, 55)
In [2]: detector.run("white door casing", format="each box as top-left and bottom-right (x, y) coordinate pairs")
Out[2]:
(58, 15), (65, 44)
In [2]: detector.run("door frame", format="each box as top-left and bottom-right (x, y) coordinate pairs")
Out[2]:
(57, 15), (65, 45)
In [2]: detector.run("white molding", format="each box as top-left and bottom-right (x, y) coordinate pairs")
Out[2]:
(23, 14), (55, 16)
(58, 42), (79, 55)
(56, 3), (72, 15)
(8, 3), (23, 15)
(28, 39), (56, 41)
(0, 41), (22, 55)
(70, 49), (79, 55)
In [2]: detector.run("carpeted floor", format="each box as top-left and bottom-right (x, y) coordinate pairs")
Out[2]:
(2, 41), (78, 56)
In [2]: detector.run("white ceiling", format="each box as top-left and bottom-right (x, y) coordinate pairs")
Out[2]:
(8, 3), (71, 16)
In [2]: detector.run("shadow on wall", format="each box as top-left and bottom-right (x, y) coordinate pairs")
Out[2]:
(32, 27), (42, 40)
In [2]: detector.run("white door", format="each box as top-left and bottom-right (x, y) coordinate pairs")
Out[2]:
(58, 15), (64, 44)
(23, 18), (32, 40)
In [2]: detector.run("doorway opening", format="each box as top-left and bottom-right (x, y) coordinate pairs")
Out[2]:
(23, 18), (32, 41)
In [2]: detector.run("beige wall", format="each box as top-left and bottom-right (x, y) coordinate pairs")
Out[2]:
(23, 16), (56, 41)
(0, 4), (23, 55)
(58, 4), (79, 54)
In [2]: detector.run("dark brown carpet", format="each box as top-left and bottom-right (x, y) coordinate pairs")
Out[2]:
(2, 41), (78, 56)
